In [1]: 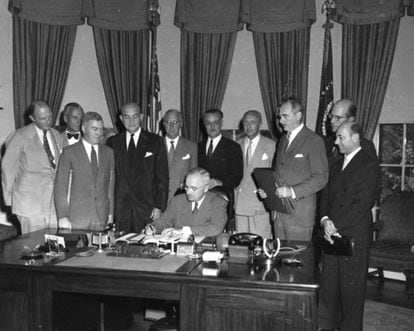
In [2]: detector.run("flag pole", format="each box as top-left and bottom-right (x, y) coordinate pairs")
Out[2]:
(315, 0), (336, 137)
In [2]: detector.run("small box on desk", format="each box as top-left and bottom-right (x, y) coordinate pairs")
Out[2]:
(228, 245), (250, 264)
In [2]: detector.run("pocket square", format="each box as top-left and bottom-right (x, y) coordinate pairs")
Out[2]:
(182, 154), (190, 160)
(261, 153), (269, 161)
(294, 153), (304, 158)
(144, 152), (153, 158)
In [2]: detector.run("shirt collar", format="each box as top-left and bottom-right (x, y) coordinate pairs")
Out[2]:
(344, 146), (361, 164)
(82, 138), (98, 150)
(289, 123), (304, 142)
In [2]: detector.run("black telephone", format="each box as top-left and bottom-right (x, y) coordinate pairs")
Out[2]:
(228, 233), (263, 250)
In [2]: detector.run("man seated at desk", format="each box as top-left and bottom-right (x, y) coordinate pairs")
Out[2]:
(145, 167), (227, 237)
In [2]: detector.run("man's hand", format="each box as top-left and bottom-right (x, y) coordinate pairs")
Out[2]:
(209, 178), (223, 189)
(161, 227), (183, 237)
(275, 186), (293, 198)
(144, 224), (156, 236)
(58, 217), (72, 230)
(150, 208), (161, 220)
(257, 188), (267, 199)
(322, 218), (338, 245)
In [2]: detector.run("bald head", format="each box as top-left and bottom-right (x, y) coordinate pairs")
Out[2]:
(163, 109), (182, 139)
(329, 99), (356, 133)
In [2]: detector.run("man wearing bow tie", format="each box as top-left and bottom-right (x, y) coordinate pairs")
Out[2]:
(61, 102), (84, 146)
(2, 100), (64, 233)
(162, 109), (197, 202)
(107, 102), (169, 233)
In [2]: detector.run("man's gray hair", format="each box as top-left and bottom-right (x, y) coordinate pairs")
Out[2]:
(82, 112), (103, 125)
(186, 167), (210, 185)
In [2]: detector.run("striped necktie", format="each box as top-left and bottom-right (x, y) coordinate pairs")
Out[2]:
(43, 130), (56, 169)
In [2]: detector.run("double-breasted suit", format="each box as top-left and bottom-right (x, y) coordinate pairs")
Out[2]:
(54, 141), (115, 231)
(107, 130), (169, 233)
(273, 126), (328, 241)
(2, 124), (63, 223)
(165, 137), (197, 202)
(235, 135), (275, 238)
(318, 149), (380, 331)
(151, 191), (227, 237)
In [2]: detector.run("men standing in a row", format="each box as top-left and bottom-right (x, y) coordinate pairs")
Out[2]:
(107, 102), (169, 233)
(162, 109), (197, 202)
(325, 99), (377, 165)
(54, 112), (115, 231)
(273, 98), (328, 241)
(61, 102), (84, 146)
(198, 109), (243, 199)
(2, 100), (64, 233)
(235, 110), (275, 239)
(318, 122), (380, 331)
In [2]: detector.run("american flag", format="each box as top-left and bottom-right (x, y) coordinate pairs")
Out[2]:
(147, 0), (161, 134)
(315, 0), (335, 137)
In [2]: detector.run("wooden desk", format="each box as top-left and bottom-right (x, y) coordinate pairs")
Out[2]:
(0, 230), (319, 331)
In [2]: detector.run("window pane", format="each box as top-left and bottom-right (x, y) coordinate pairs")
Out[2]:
(381, 166), (402, 200)
(379, 124), (403, 164)
(406, 124), (414, 165)
(404, 167), (414, 192)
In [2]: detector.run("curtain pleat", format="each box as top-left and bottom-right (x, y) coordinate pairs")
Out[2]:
(253, 27), (311, 138)
(92, 27), (149, 129)
(180, 31), (237, 141)
(12, 16), (76, 128)
(342, 18), (401, 140)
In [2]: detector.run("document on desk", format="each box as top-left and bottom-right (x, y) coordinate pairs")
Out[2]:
(58, 253), (188, 273)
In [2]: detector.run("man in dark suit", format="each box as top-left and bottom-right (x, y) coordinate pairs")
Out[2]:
(2, 100), (64, 233)
(60, 102), (84, 147)
(325, 99), (377, 165)
(107, 102), (169, 233)
(198, 109), (243, 199)
(271, 98), (328, 241)
(162, 109), (197, 202)
(318, 122), (380, 331)
(146, 167), (227, 237)
(54, 112), (115, 231)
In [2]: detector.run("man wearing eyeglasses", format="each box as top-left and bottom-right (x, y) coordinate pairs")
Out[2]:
(325, 99), (377, 165)
(145, 167), (227, 237)
(162, 109), (197, 202)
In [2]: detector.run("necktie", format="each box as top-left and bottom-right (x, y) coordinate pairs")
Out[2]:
(43, 130), (56, 169)
(67, 132), (79, 140)
(207, 140), (213, 159)
(91, 146), (98, 179)
(284, 132), (291, 152)
(246, 139), (253, 166)
(128, 133), (135, 166)
(168, 140), (175, 165)
(192, 201), (198, 217)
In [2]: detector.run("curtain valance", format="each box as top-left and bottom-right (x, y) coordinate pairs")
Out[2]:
(8, 0), (157, 30)
(333, 0), (410, 25)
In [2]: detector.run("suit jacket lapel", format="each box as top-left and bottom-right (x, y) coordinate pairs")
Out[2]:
(172, 138), (184, 166)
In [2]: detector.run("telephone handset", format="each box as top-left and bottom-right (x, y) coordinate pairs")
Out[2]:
(228, 233), (263, 250)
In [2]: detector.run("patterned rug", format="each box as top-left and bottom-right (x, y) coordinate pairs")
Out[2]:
(364, 300), (414, 331)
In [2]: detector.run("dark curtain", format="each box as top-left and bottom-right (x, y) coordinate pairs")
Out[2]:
(252, 27), (311, 138)
(92, 28), (150, 130)
(12, 16), (77, 128)
(180, 31), (237, 141)
(341, 18), (401, 140)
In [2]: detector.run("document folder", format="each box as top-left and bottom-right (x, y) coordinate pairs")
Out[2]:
(252, 168), (294, 214)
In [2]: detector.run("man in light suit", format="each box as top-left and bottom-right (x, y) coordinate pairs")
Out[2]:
(146, 167), (227, 237)
(60, 102), (84, 147)
(162, 109), (197, 202)
(235, 110), (275, 238)
(270, 98), (328, 241)
(54, 112), (115, 230)
(319, 122), (380, 331)
(2, 100), (64, 234)
(107, 102), (169, 233)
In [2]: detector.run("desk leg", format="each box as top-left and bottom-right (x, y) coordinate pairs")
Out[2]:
(28, 274), (53, 331)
